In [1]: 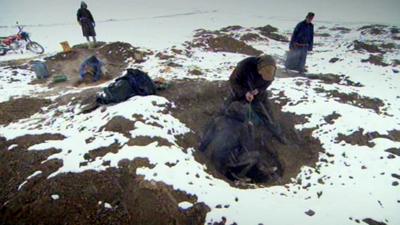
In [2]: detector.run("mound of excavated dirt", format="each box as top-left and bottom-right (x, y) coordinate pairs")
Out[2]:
(0, 97), (51, 125)
(256, 25), (289, 42)
(206, 36), (263, 56)
(0, 137), (209, 225)
(159, 80), (323, 186)
(43, 42), (150, 89)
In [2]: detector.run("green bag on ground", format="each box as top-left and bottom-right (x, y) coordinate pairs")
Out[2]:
(53, 74), (68, 83)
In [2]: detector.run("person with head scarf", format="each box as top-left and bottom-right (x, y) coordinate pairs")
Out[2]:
(77, 1), (97, 47)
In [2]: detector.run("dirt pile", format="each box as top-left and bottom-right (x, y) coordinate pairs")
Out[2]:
(206, 36), (263, 56)
(187, 25), (290, 55)
(361, 55), (389, 66)
(256, 25), (289, 42)
(358, 24), (388, 35)
(43, 42), (150, 88)
(159, 79), (323, 186)
(0, 135), (209, 225)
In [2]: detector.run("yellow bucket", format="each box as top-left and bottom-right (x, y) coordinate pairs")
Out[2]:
(60, 41), (72, 53)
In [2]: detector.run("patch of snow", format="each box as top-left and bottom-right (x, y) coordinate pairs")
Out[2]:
(178, 201), (193, 210)
(7, 144), (18, 150)
(51, 194), (59, 200)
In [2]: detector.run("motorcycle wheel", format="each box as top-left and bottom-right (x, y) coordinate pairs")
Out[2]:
(26, 42), (44, 54)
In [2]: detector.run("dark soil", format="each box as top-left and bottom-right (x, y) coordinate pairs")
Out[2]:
(158, 79), (323, 186)
(206, 36), (263, 56)
(336, 129), (400, 148)
(329, 57), (340, 63)
(99, 116), (136, 138)
(0, 97), (51, 125)
(361, 55), (389, 67)
(362, 218), (387, 225)
(329, 26), (351, 33)
(353, 40), (383, 53)
(324, 112), (341, 124)
(358, 25), (388, 35)
(256, 25), (289, 42)
(279, 70), (363, 87)
(240, 33), (265, 42)
(313, 89), (384, 113)
(0, 134), (209, 225)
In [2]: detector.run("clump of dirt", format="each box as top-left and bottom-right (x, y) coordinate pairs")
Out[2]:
(329, 26), (351, 33)
(99, 116), (135, 138)
(220, 25), (243, 32)
(329, 57), (340, 63)
(84, 141), (122, 162)
(324, 112), (341, 124)
(0, 148), (209, 225)
(315, 33), (331, 37)
(362, 218), (387, 225)
(335, 129), (400, 147)
(256, 25), (289, 42)
(358, 24), (388, 35)
(159, 80), (323, 186)
(240, 33), (265, 42)
(353, 40), (383, 53)
(127, 136), (173, 147)
(361, 55), (389, 66)
(380, 43), (396, 50)
(282, 71), (363, 87)
(314, 89), (384, 113)
(0, 97), (51, 125)
(206, 36), (263, 56)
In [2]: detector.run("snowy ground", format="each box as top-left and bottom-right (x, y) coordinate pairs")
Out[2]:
(1, 1), (400, 225)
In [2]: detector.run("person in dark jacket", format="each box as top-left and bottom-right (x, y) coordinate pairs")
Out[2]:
(77, 1), (96, 47)
(285, 12), (315, 73)
(228, 55), (286, 144)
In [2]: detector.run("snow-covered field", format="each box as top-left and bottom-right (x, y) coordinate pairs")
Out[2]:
(1, 1), (400, 225)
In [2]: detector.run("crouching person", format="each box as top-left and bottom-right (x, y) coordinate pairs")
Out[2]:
(228, 54), (287, 144)
(79, 55), (105, 83)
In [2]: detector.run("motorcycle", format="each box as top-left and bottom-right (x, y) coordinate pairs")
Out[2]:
(0, 26), (44, 56)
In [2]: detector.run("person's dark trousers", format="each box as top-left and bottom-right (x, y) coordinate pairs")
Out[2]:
(285, 47), (308, 73)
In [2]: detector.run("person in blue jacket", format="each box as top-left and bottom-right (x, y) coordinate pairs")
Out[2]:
(285, 12), (315, 73)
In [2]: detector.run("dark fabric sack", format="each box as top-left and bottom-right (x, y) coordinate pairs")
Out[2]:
(96, 69), (156, 105)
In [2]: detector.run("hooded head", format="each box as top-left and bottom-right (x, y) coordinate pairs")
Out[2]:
(257, 54), (276, 81)
(81, 1), (87, 9)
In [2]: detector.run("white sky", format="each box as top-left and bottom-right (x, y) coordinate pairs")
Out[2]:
(0, 0), (399, 26)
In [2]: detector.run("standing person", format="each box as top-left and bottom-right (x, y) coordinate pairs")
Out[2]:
(77, 1), (96, 48)
(285, 12), (315, 74)
(228, 54), (286, 144)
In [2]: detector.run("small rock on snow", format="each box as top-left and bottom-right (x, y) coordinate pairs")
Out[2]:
(305, 209), (315, 216)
